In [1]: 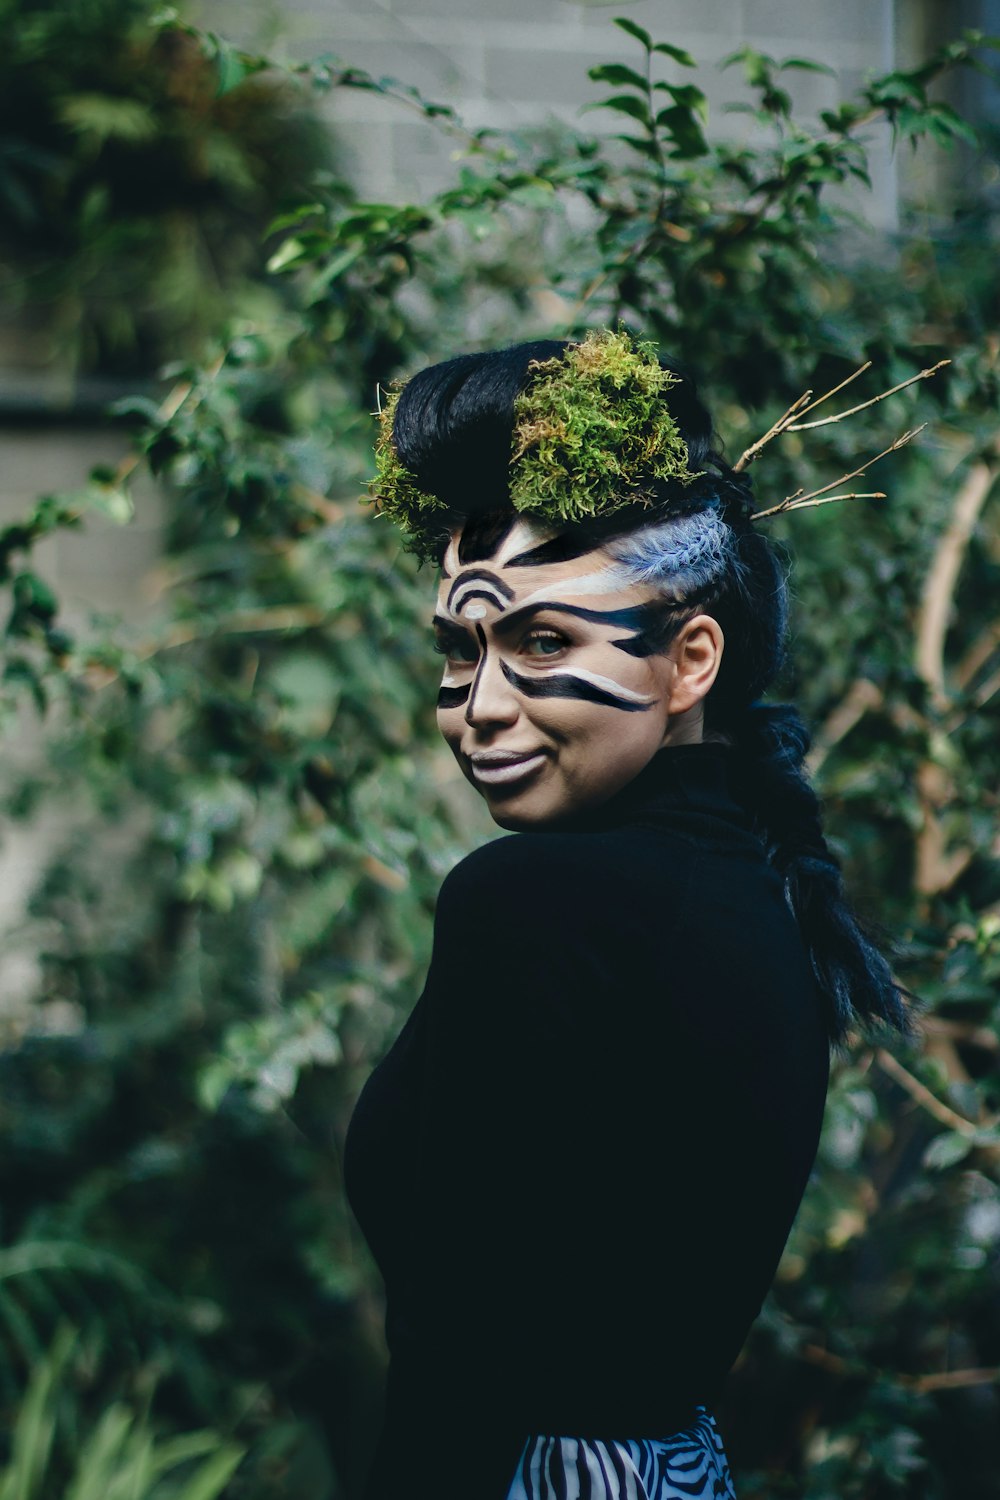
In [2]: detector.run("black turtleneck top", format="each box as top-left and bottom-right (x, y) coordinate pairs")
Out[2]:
(343, 743), (831, 1500)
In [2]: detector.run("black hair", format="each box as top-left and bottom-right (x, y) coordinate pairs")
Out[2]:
(390, 340), (917, 1049)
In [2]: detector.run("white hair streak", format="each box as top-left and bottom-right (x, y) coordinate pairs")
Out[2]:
(606, 501), (744, 602)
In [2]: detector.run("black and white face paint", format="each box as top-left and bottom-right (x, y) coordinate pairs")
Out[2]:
(432, 515), (714, 829)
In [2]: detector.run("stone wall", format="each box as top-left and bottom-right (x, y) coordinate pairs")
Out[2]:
(194, 0), (901, 226)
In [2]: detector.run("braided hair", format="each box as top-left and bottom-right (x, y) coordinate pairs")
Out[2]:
(388, 339), (917, 1049)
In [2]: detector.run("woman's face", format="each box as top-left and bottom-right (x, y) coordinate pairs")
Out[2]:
(433, 518), (720, 830)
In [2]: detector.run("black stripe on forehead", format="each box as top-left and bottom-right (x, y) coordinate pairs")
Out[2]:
(500, 660), (653, 713)
(457, 512), (518, 564)
(491, 599), (676, 658)
(446, 567), (515, 613)
(503, 532), (598, 568)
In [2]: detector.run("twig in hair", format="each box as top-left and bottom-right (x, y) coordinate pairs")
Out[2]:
(752, 490), (886, 519)
(733, 389), (813, 473)
(787, 360), (951, 433)
(733, 359), (948, 474)
(751, 428), (923, 520)
(787, 360), (872, 425)
(733, 364), (873, 472)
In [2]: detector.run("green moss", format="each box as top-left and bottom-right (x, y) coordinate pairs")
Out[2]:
(368, 329), (698, 557)
(510, 329), (698, 524)
(369, 386), (449, 555)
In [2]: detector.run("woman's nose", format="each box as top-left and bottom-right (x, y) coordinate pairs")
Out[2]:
(465, 649), (519, 728)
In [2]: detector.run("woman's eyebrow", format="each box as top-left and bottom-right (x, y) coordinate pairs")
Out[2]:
(430, 614), (472, 636)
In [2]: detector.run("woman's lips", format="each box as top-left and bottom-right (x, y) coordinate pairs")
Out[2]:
(468, 751), (547, 786)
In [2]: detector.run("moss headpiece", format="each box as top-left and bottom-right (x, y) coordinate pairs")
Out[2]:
(370, 329), (700, 558)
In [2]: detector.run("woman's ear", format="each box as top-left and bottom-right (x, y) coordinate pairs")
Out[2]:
(665, 614), (725, 716)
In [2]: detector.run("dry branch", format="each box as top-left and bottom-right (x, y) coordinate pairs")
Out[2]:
(908, 1367), (1000, 1394)
(753, 430), (921, 521)
(112, 351), (228, 491)
(921, 1014), (1000, 1053)
(733, 389), (813, 473)
(787, 360), (950, 433)
(876, 1048), (1000, 1138)
(736, 360), (947, 475)
(82, 604), (329, 689)
(798, 1344), (1000, 1394)
(807, 678), (884, 776)
(954, 618), (1000, 692)
(915, 445), (1000, 712)
(911, 444), (1000, 901)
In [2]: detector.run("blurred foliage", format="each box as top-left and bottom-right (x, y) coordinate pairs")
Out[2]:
(1, 7), (999, 1498)
(0, 0), (332, 374)
(0, 1326), (243, 1500)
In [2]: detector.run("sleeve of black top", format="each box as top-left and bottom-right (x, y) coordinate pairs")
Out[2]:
(391, 830), (691, 1497)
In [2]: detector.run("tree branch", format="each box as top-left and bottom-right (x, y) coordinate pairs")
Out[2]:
(807, 678), (884, 776)
(875, 1048), (999, 1137)
(907, 1367), (1000, 1394)
(954, 617), (1000, 692)
(915, 443), (1000, 713)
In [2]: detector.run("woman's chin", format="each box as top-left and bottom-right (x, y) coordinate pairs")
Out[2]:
(479, 776), (595, 831)
(479, 782), (558, 831)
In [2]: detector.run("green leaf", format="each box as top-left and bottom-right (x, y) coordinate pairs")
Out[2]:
(171, 1444), (244, 1500)
(0, 1326), (75, 1500)
(66, 1404), (133, 1500)
(779, 57), (838, 77)
(613, 133), (661, 161)
(146, 1433), (226, 1476)
(587, 63), (649, 91)
(58, 95), (157, 145)
(266, 237), (307, 274)
(12, 572), (58, 623)
(922, 1132), (974, 1170)
(655, 106), (708, 158)
(651, 41), (696, 67)
(80, 486), (134, 525)
(214, 44), (265, 96)
(613, 16), (652, 50)
(109, 396), (163, 427)
(927, 101), (980, 146)
(305, 244), (365, 303)
(266, 202), (326, 235)
(657, 82), (708, 123)
(587, 94), (652, 125)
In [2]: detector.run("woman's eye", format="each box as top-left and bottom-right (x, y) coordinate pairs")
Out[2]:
(433, 637), (479, 664)
(522, 631), (567, 658)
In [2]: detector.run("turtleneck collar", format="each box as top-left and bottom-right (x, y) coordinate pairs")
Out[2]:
(551, 740), (760, 841)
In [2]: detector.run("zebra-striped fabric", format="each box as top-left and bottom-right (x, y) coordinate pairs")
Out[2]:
(505, 1407), (737, 1500)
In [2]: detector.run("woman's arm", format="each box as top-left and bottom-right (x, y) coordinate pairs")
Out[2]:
(377, 832), (683, 1497)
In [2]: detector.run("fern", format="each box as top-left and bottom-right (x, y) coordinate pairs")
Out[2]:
(0, 1242), (203, 1411)
(0, 1330), (243, 1500)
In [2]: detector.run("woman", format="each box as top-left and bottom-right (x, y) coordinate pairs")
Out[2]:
(343, 331), (914, 1500)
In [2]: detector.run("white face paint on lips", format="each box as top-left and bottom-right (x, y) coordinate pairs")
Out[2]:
(431, 517), (692, 830)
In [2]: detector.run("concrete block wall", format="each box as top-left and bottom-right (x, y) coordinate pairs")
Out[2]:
(0, 429), (164, 1022)
(195, 0), (901, 226)
(0, 428), (165, 635)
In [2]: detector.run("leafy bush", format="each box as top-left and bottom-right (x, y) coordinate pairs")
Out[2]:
(0, 0), (330, 373)
(0, 1327), (243, 1500)
(1, 11), (999, 1498)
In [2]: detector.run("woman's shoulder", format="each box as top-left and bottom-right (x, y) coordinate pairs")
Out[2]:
(436, 823), (695, 932)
